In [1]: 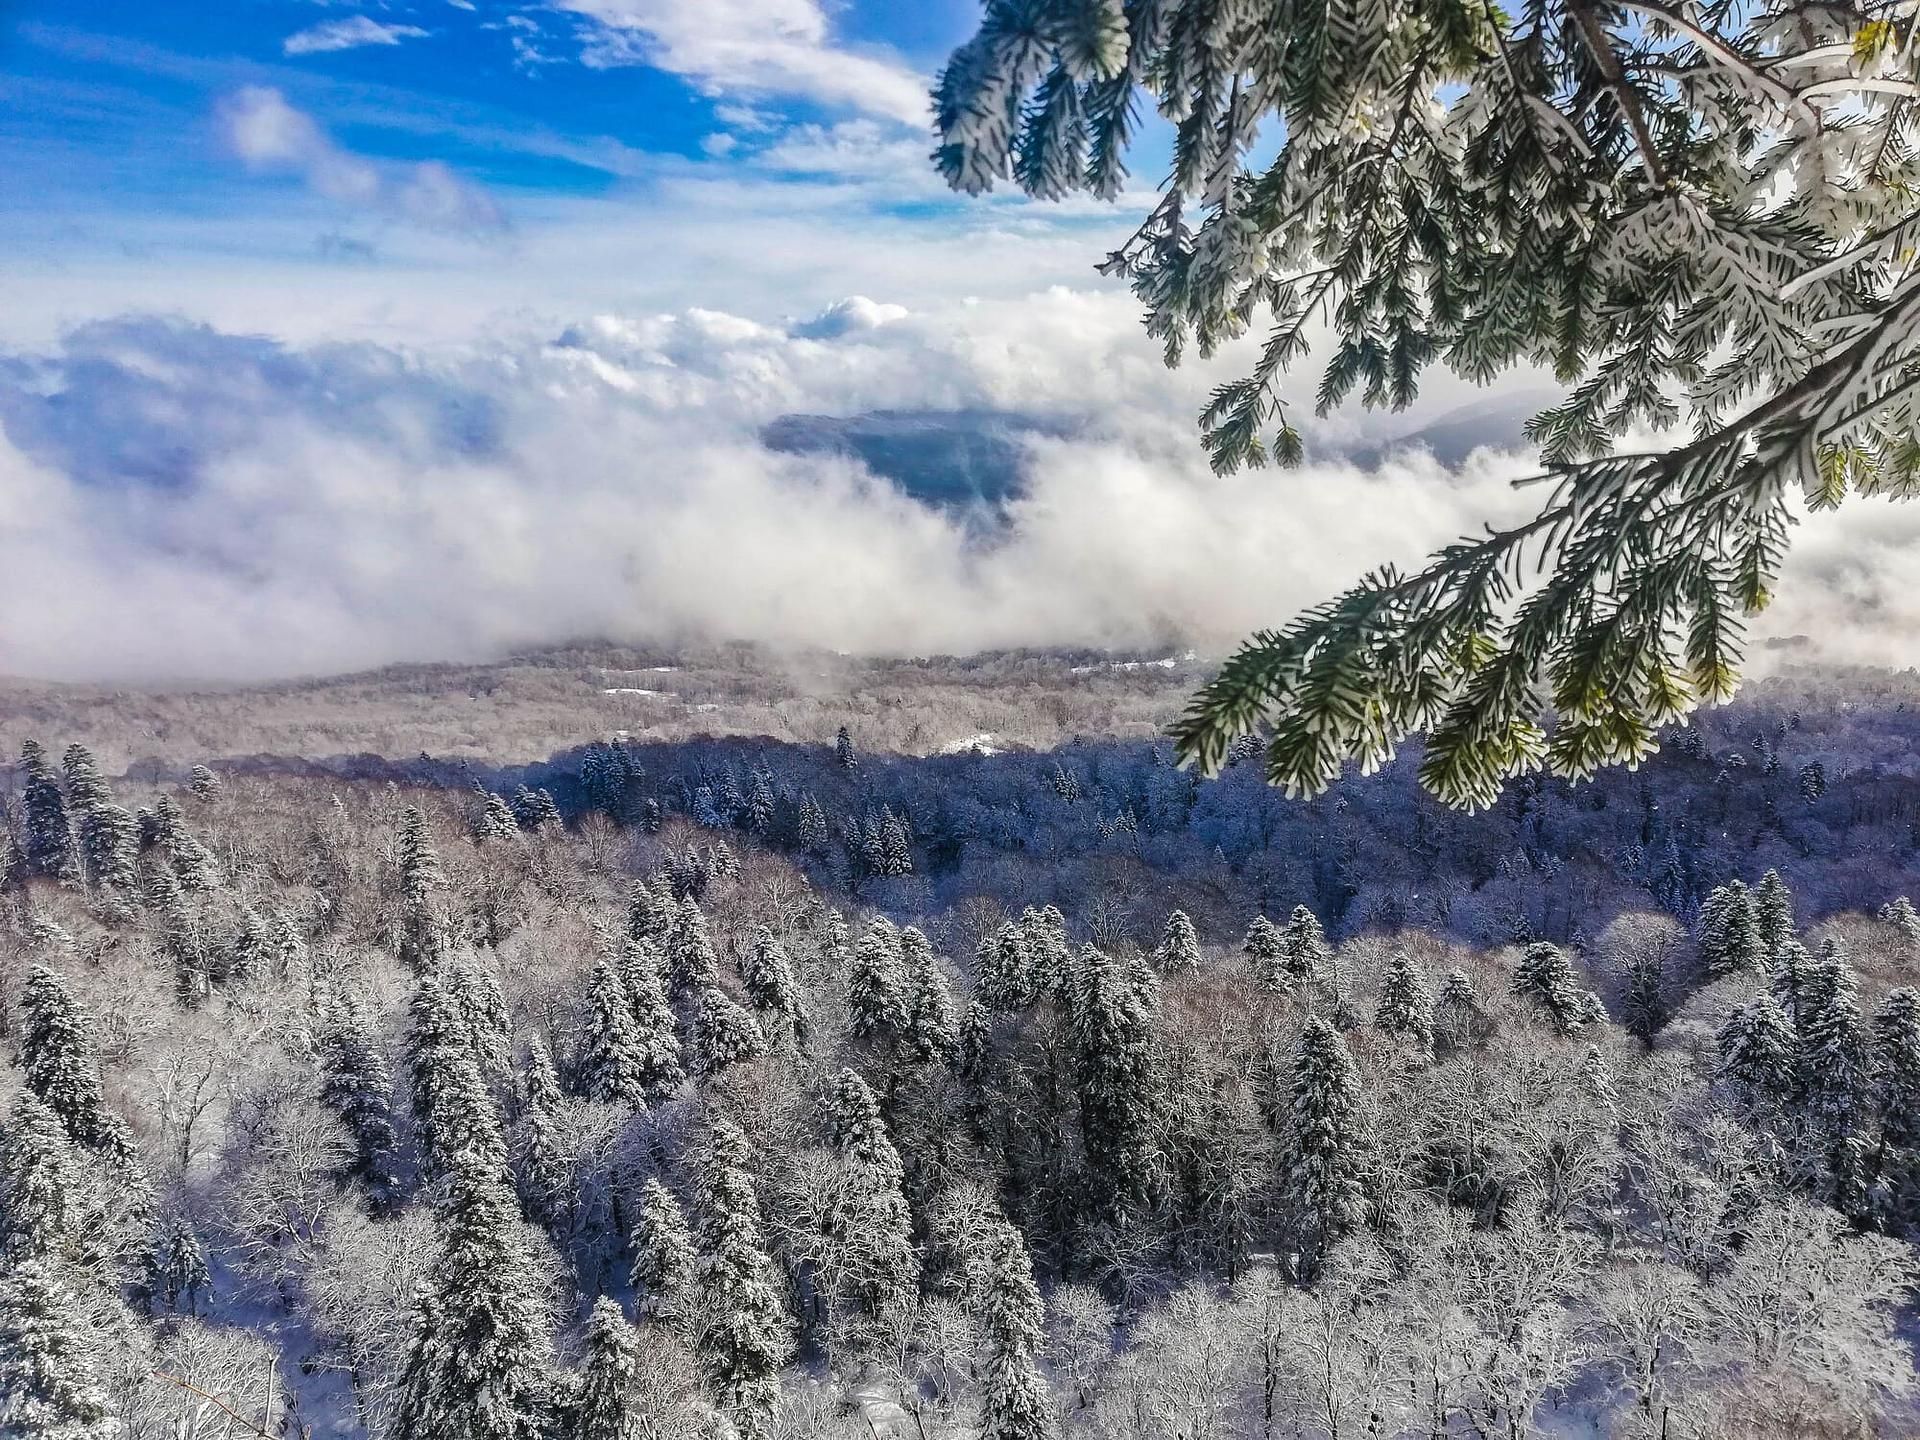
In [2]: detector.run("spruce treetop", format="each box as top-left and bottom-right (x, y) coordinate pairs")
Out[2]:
(936, 0), (1920, 807)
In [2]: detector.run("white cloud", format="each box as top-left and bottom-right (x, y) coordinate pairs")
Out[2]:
(554, 0), (928, 126)
(284, 16), (430, 56)
(1, 294), (1909, 686)
(217, 86), (504, 234)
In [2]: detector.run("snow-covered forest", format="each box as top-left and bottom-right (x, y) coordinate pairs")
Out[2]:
(3, 681), (1920, 1439)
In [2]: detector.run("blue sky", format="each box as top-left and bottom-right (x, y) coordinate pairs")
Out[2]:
(0, 0), (1164, 342)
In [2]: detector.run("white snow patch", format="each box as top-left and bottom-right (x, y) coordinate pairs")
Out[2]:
(941, 732), (1001, 755)
(602, 687), (675, 697)
(1069, 655), (1181, 674)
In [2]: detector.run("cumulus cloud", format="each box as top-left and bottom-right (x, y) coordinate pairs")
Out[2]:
(284, 17), (430, 56)
(218, 87), (504, 234)
(554, 0), (928, 126)
(1, 293), (1907, 686)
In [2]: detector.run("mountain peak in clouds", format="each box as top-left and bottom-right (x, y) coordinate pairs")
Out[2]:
(761, 408), (1069, 514)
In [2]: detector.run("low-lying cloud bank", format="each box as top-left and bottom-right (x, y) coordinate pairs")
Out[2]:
(1, 293), (1915, 684)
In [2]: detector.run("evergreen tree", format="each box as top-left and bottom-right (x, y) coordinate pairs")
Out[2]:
(475, 791), (520, 842)
(1800, 762), (1828, 804)
(848, 924), (912, 1049)
(689, 1118), (793, 1435)
(409, 970), (506, 1181)
(1511, 942), (1602, 1036)
(581, 955), (652, 1108)
(76, 802), (138, 896)
(1754, 869), (1797, 959)
(834, 726), (856, 771)
(626, 881), (671, 947)
(1717, 992), (1799, 1107)
(1153, 909), (1201, 975)
(796, 795), (829, 856)
(1243, 914), (1284, 990)
(1881, 897), (1920, 947)
(899, 927), (958, 1064)
(738, 929), (809, 1051)
(974, 1216), (1053, 1440)
(821, 1070), (918, 1318)
(617, 942), (684, 1100)
(1771, 939), (1814, 1028)
(1800, 946), (1874, 1132)
(317, 987), (401, 1208)
(1577, 1043), (1618, 1111)
(448, 953), (514, 1085)
(19, 742), (75, 881)
(1277, 905), (1331, 992)
(511, 785), (563, 833)
(880, 811), (913, 877)
(0, 1256), (111, 1439)
(693, 986), (768, 1077)
(631, 1178), (695, 1326)
(19, 965), (134, 1162)
(976, 924), (1034, 1013)
(1697, 881), (1764, 978)
(152, 1214), (211, 1315)
(187, 764), (222, 801)
(0, 1093), (81, 1262)
(1373, 953), (1434, 1055)
(397, 804), (445, 966)
(146, 863), (208, 1006)
(395, 1155), (553, 1440)
(1021, 906), (1073, 1004)
(667, 900), (721, 997)
(1072, 944), (1160, 1205)
(1871, 988), (1920, 1229)
(58, 745), (110, 814)
(1283, 1016), (1367, 1276)
(568, 1298), (641, 1440)
(513, 1042), (570, 1233)
(955, 997), (992, 1082)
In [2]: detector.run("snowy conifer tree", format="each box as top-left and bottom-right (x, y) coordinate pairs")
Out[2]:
(848, 924), (912, 1049)
(899, 927), (958, 1064)
(1072, 944), (1160, 1205)
(955, 997), (992, 1082)
(689, 1118), (793, 1435)
(1871, 988), (1920, 1229)
(974, 1216), (1053, 1440)
(316, 988), (400, 1208)
(409, 970), (506, 1181)
(1754, 870), (1797, 959)
(395, 1155), (553, 1440)
(1698, 881), (1764, 978)
(58, 745), (110, 814)
(976, 924), (1034, 1013)
(834, 726), (856, 771)
(19, 965), (135, 1163)
(1772, 939), (1814, 1028)
(631, 1177), (695, 1326)
(1277, 905), (1331, 993)
(475, 791), (519, 842)
(1881, 896), (1920, 947)
(626, 881), (671, 946)
(821, 1070), (918, 1318)
(739, 929), (809, 1051)
(581, 955), (651, 1108)
(0, 1093), (81, 1262)
(513, 1042), (570, 1232)
(1374, 954), (1434, 1056)
(693, 986), (767, 1077)
(1243, 914), (1284, 990)
(1153, 909), (1201, 975)
(19, 742), (75, 881)
(0, 1256), (110, 1438)
(667, 900), (721, 997)
(617, 942), (684, 1100)
(77, 802), (138, 897)
(1511, 942), (1602, 1036)
(567, 1298), (641, 1440)
(1283, 1017), (1368, 1275)
(186, 763), (222, 801)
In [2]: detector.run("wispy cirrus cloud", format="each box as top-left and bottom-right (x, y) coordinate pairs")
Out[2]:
(554, 0), (929, 126)
(218, 86), (505, 234)
(284, 16), (431, 57)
